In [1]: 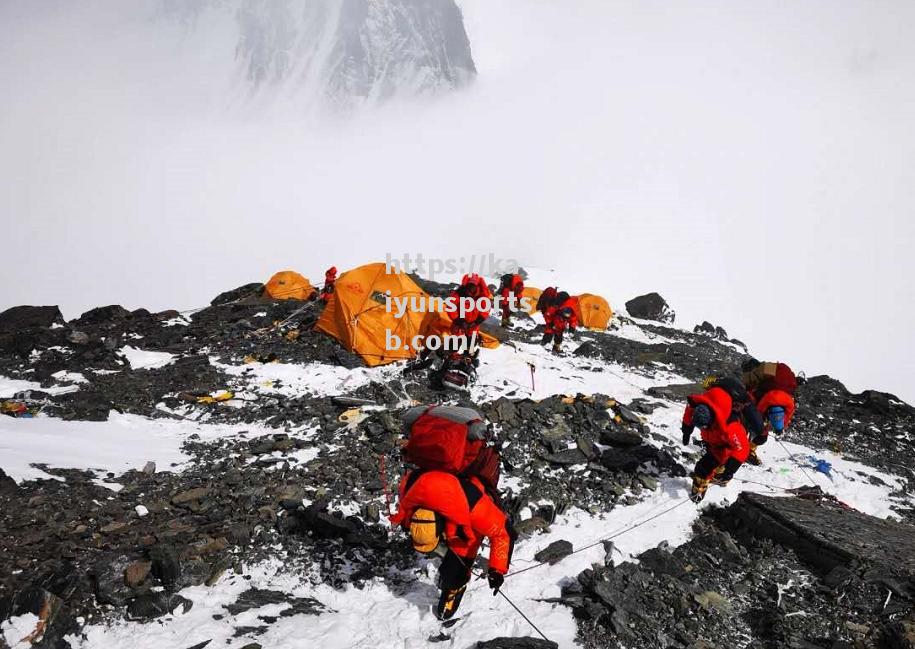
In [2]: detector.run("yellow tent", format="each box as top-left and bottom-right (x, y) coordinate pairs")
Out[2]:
(574, 293), (613, 330)
(520, 287), (543, 314)
(316, 263), (499, 367)
(264, 271), (316, 301)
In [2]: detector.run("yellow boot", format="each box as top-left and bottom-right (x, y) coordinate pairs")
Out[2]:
(435, 585), (467, 620)
(690, 475), (711, 503)
(746, 442), (762, 466)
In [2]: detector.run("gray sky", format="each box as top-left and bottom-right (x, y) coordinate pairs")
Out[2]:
(2, 0), (914, 401)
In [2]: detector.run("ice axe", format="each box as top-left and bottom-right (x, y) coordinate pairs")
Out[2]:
(527, 361), (536, 392)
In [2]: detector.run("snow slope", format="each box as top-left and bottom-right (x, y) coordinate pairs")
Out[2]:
(0, 338), (901, 648)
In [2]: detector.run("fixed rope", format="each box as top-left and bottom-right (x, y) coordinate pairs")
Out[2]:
(497, 588), (552, 642)
(505, 497), (692, 579)
(775, 436), (821, 489)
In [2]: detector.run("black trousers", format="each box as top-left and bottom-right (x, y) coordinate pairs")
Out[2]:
(694, 451), (742, 481)
(438, 520), (518, 590)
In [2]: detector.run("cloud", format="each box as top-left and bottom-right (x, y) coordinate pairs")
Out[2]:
(1, 0), (913, 400)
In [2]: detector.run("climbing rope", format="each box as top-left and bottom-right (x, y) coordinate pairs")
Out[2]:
(453, 553), (554, 642)
(497, 588), (552, 642)
(505, 497), (692, 579)
(775, 436), (821, 488)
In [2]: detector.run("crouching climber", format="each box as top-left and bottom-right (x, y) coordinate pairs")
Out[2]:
(682, 385), (750, 503)
(390, 470), (515, 620)
(446, 273), (492, 339)
(541, 291), (577, 353)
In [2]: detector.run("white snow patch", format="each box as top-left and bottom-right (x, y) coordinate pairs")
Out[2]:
(215, 358), (405, 401)
(0, 413), (281, 484)
(118, 346), (177, 370)
(2, 613), (40, 647)
(52, 370), (88, 384)
(472, 341), (688, 403)
(0, 374), (85, 398)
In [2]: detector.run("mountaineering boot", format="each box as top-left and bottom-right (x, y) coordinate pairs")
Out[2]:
(690, 475), (710, 503)
(552, 341), (562, 354)
(711, 475), (731, 487)
(746, 443), (762, 466)
(501, 315), (511, 328)
(435, 585), (467, 621)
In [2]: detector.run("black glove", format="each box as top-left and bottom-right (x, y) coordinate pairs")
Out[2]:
(487, 569), (504, 595)
(681, 423), (694, 446)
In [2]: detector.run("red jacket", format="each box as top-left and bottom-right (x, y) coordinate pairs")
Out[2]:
(683, 387), (750, 464)
(389, 470), (512, 574)
(756, 389), (796, 432)
(498, 274), (524, 300)
(446, 274), (492, 333)
(544, 296), (578, 334)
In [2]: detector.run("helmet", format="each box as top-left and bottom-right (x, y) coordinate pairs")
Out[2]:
(410, 508), (443, 554)
(691, 404), (713, 429)
(767, 406), (786, 432)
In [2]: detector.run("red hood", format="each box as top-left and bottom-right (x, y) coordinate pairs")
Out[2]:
(689, 387), (733, 429)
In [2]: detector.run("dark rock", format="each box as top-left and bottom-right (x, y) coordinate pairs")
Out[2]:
(186, 641), (212, 649)
(124, 561), (151, 588)
(694, 321), (729, 340)
(127, 592), (193, 620)
(515, 517), (550, 536)
(723, 492), (915, 589)
(66, 330), (91, 345)
(73, 304), (131, 326)
(0, 586), (69, 647)
(92, 557), (136, 606)
(543, 448), (588, 466)
(0, 467), (18, 494)
(53, 389), (113, 421)
(211, 283), (265, 306)
(0, 305), (64, 331)
(859, 390), (892, 415)
(599, 445), (658, 472)
(476, 639), (558, 649)
(172, 487), (211, 506)
(600, 429), (643, 447)
(624, 293), (674, 323)
(533, 539), (573, 565)
(150, 544), (182, 588)
(224, 588), (324, 617)
(612, 404), (642, 426)
(646, 383), (702, 401)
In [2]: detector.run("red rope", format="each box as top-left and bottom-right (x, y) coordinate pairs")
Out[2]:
(380, 453), (393, 516)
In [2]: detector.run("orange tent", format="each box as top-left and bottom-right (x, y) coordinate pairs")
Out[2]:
(317, 263), (499, 367)
(574, 293), (613, 330)
(264, 271), (315, 301)
(520, 287), (543, 314)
